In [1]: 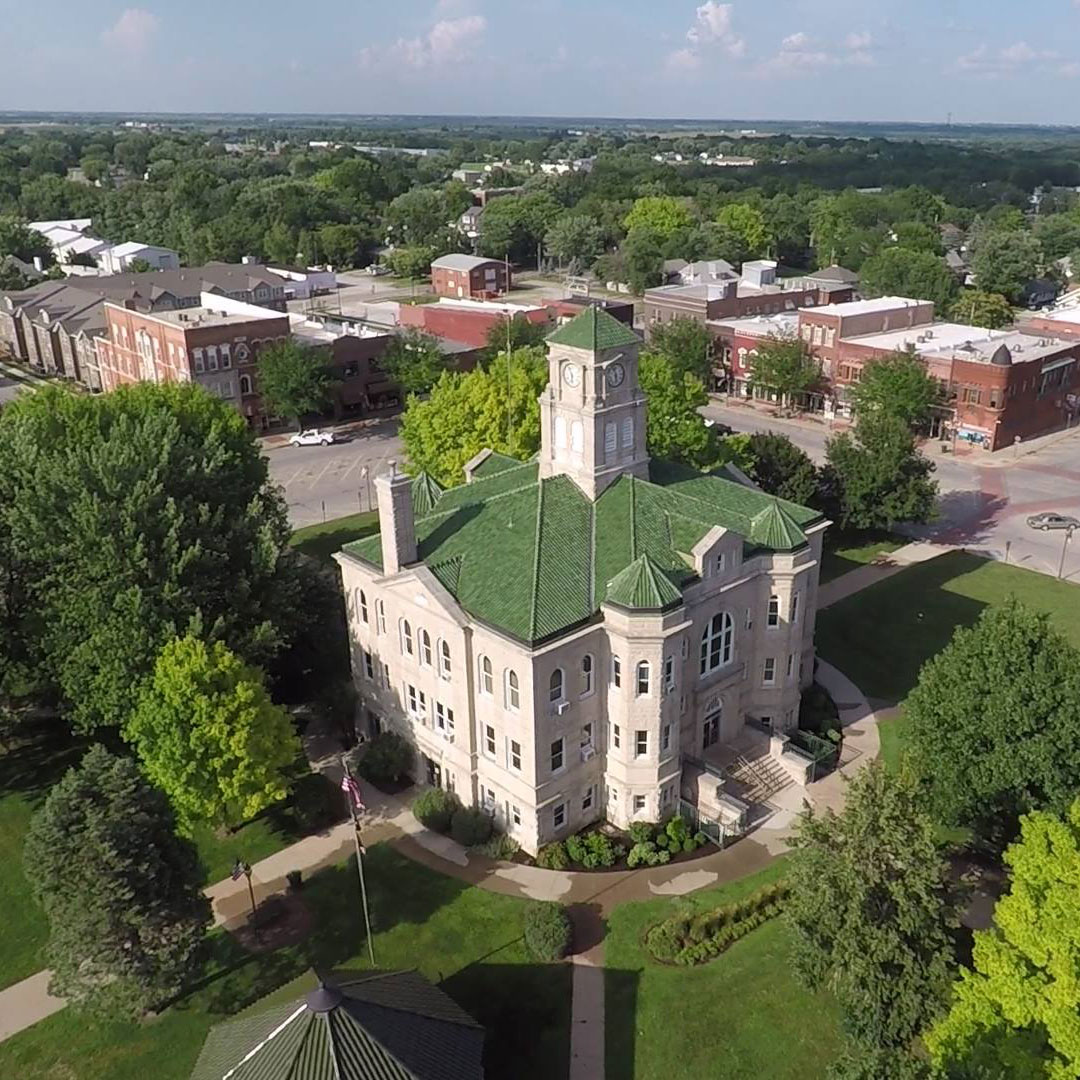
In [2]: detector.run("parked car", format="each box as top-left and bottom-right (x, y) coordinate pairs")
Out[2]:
(289, 428), (336, 447)
(1026, 512), (1080, 531)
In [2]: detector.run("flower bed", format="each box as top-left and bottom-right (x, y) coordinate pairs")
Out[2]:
(643, 881), (789, 965)
(535, 815), (710, 873)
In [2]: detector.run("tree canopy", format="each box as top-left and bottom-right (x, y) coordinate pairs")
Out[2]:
(859, 247), (958, 311)
(947, 290), (1014, 329)
(819, 413), (937, 531)
(126, 635), (302, 832)
(849, 351), (942, 430)
(905, 600), (1080, 844)
(927, 799), (1080, 1079)
(255, 340), (336, 429)
(0, 382), (311, 732)
(623, 195), (694, 239)
(646, 316), (714, 382)
(971, 230), (1043, 304)
(745, 431), (819, 506)
(747, 335), (821, 407)
(380, 328), (453, 396)
(787, 762), (956, 1051)
(400, 347), (548, 486)
(24, 746), (210, 1019)
(639, 352), (721, 469)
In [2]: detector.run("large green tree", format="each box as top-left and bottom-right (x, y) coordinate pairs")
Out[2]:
(849, 351), (941, 430)
(126, 635), (301, 832)
(623, 195), (694, 239)
(639, 352), (722, 469)
(947, 290), (1013, 330)
(400, 347), (548, 486)
(819, 413), (937, 531)
(646, 316), (714, 382)
(0, 217), (53, 265)
(971, 230), (1043, 304)
(716, 203), (770, 256)
(905, 600), (1080, 844)
(927, 799), (1080, 1078)
(859, 247), (958, 311)
(255, 339), (336, 429)
(787, 762), (956, 1050)
(543, 213), (604, 271)
(747, 335), (821, 409)
(380, 328), (452, 396)
(476, 191), (561, 263)
(24, 746), (210, 1019)
(745, 431), (819, 507)
(0, 382), (311, 732)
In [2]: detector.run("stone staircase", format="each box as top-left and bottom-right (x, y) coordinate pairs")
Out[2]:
(726, 751), (792, 803)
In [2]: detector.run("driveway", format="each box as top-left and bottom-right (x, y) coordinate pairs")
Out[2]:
(266, 418), (403, 527)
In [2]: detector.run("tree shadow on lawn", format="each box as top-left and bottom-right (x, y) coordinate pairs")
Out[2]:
(0, 722), (89, 805)
(815, 550), (992, 703)
(441, 961), (575, 1080)
(194, 844), (475, 1017)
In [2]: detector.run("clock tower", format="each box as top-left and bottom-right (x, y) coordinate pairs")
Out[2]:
(538, 307), (650, 500)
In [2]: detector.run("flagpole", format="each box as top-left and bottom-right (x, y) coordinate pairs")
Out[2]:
(340, 756), (376, 965)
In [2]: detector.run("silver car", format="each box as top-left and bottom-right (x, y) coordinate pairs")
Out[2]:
(1027, 512), (1080, 531)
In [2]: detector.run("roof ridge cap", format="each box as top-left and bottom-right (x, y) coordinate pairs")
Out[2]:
(528, 480), (546, 641)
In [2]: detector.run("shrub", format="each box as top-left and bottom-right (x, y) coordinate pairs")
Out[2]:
(354, 732), (413, 786)
(523, 901), (572, 961)
(412, 787), (460, 833)
(655, 832), (669, 849)
(627, 840), (671, 868)
(537, 841), (570, 870)
(683, 837), (697, 853)
(475, 831), (520, 861)
(565, 832), (589, 865)
(291, 775), (342, 832)
(450, 807), (493, 847)
(694, 832), (708, 846)
(580, 830), (622, 869)
(665, 814), (690, 847)
(628, 821), (656, 844)
(643, 920), (682, 962)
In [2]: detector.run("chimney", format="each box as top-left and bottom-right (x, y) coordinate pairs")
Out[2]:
(375, 461), (416, 575)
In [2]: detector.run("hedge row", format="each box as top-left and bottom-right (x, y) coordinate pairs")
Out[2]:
(644, 882), (789, 965)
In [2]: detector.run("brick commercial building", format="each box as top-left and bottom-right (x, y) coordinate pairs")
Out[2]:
(0, 263), (288, 393)
(336, 308), (828, 855)
(430, 254), (510, 300)
(398, 297), (551, 348)
(713, 295), (1080, 450)
(644, 259), (855, 334)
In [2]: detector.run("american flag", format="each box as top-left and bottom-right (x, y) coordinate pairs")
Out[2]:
(340, 773), (365, 813)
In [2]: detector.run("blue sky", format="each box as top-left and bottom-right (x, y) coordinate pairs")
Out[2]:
(4, 1), (1080, 124)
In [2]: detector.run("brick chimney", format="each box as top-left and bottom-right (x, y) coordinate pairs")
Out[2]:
(375, 461), (416, 575)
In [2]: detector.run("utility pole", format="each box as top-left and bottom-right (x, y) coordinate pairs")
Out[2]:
(340, 757), (376, 964)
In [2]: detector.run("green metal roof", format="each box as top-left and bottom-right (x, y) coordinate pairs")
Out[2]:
(411, 472), (444, 517)
(189, 970), (484, 1080)
(604, 553), (684, 612)
(545, 306), (641, 351)
(344, 457), (820, 646)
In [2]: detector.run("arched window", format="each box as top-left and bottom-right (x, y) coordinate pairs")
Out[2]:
(419, 628), (432, 667)
(400, 619), (413, 656)
(239, 373), (253, 395)
(505, 669), (520, 711)
(549, 668), (564, 704)
(479, 655), (493, 696)
(438, 639), (452, 679)
(636, 661), (650, 696)
(581, 654), (594, 697)
(621, 416), (633, 448)
(555, 415), (567, 450)
(375, 599), (386, 635)
(767, 595), (780, 628)
(700, 612), (734, 675)
(358, 589), (368, 624)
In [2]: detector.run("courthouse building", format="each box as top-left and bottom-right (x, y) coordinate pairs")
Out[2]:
(335, 308), (828, 853)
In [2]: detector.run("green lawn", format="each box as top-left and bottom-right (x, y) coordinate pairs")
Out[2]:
(819, 531), (905, 584)
(289, 510), (379, 563)
(816, 551), (1080, 704)
(605, 861), (845, 1080)
(0, 844), (570, 1080)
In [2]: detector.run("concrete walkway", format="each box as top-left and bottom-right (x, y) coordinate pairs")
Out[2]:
(818, 540), (950, 610)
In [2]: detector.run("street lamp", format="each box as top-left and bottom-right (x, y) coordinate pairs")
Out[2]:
(231, 857), (258, 932)
(1058, 524), (1075, 580)
(359, 466), (371, 511)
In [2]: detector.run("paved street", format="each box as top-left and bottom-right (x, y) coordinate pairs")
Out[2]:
(703, 398), (1080, 582)
(265, 418), (402, 527)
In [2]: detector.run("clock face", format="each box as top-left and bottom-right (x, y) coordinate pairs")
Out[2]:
(606, 362), (625, 388)
(562, 362), (581, 388)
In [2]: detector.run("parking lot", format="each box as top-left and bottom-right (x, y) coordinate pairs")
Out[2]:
(265, 418), (403, 527)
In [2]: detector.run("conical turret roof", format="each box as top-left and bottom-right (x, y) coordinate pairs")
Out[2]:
(603, 552), (684, 611)
(545, 306), (641, 351)
(748, 499), (807, 551)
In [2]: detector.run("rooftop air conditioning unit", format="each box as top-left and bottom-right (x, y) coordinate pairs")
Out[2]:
(555, 701), (570, 716)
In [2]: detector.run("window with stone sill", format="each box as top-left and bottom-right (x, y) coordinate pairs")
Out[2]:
(636, 661), (650, 696)
(551, 738), (564, 773)
(505, 669), (520, 711)
(479, 655), (494, 696)
(419, 628), (432, 667)
(438, 639), (452, 679)
(581, 654), (594, 697)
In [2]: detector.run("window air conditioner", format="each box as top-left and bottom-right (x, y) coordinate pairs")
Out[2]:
(556, 701), (570, 715)
(581, 744), (596, 762)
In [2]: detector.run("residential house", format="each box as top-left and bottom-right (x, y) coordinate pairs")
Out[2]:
(336, 307), (827, 854)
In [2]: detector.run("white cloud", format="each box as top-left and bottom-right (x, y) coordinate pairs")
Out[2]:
(761, 29), (876, 74)
(101, 8), (158, 54)
(666, 2), (745, 68)
(360, 11), (486, 70)
(958, 40), (1063, 77)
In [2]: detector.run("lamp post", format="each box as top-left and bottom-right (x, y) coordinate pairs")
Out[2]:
(359, 466), (370, 511)
(231, 858), (258, 933)
(1058, 524), (1075, 580)
(340, 756), (376, 965)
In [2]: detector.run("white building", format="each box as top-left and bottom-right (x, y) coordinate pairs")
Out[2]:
(335, 307), (827, 853)
(98, 242), (181, 275)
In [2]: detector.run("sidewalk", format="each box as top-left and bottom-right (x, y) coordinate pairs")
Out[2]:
(818, 540), (949, 609)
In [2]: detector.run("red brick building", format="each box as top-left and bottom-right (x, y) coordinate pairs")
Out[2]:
(430, 254), (510, 299)
(398, 298), (553, 348)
